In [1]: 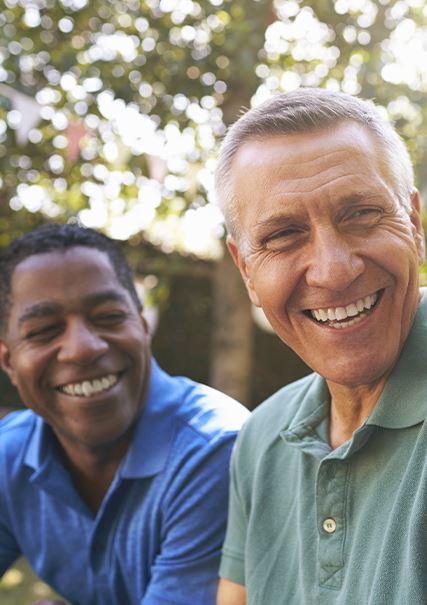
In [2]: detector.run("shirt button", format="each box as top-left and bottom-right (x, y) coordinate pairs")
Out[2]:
(323, 517), (337, 534)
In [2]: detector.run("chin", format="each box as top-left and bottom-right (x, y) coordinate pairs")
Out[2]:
(323, 365), (390, 389)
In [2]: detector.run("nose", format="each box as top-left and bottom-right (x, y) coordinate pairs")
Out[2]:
(57, 318), (108, 365)
(305, 227), (365, 291)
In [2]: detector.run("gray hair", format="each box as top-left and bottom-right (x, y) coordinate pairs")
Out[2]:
(215, 87), (415, 243)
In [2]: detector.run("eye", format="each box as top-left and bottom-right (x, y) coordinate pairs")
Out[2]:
(25, 324), (61, 341)
(263, 225), (306, 249)
(93, 310), (128, 325)
(347, 207), (383, 223)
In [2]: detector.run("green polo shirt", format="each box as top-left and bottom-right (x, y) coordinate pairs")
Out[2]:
(220, 292), (427, 604)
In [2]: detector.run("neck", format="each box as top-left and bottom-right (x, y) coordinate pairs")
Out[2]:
(327, 378), (387, 449)
(56, 436), (130, 513)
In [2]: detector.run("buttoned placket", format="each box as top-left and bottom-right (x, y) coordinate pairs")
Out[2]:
(316, 459), (349, 591)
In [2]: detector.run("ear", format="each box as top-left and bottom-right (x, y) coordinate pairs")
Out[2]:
(409, 189), (425, 264)
(139, 310), (154, 338)
(226, 235), (261, 307)
(0, 340), (17, 386)
(140, 311), (148, 331)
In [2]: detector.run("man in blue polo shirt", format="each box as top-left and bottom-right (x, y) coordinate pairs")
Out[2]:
(0, 223), (248, 605)
(214, 89), (427, 604)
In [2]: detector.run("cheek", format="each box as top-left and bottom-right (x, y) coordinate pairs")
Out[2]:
(10, 351), (49, 391)
(382, 219), (421, 252)
(252, 258), (301, 307)
(379, 234), (421, 277)
(122, 333), (150, 371)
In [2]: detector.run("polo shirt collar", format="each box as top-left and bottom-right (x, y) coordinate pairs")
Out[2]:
(24, 414), (52, 469)
(280, 374), (331, 458)
(281, 290), (427, 455)
(24, 358), (177, 480)
(120, 359), (176, 479)
(367, 290), (427, 429)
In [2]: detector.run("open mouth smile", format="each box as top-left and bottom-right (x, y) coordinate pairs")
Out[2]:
(57, 373), (120, 397)
(306, 290), (381, 329)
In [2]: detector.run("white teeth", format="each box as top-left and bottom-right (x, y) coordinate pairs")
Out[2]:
(92, 379), (102, 392)
(101, 377), (111, 389)
(82, 381), (92, 397)
(310, 292), (378, 324)
(60, 374), (118, 397)
(346, 303), (358, 317)
(356, 299), (365, 312)
(335, 307), (347, 321)
(318, 308), (328, 321)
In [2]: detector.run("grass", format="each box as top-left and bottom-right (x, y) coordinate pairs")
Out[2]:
(0, 558), (69, 604)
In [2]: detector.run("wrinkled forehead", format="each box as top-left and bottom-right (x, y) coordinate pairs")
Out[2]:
(232, 124), (382, 199)
(233, 121), (380, 170)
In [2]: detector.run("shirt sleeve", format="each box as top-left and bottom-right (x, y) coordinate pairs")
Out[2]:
(0, 427), (22, 576)
(218, 434), (247, 586)
(0, 521), (21, 576)
(141, 433), (237, 605)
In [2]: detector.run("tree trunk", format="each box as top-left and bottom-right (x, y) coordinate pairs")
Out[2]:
(208, 0), (274, 406)
(210, 250), (253, 406)
(207, 79), (255, 407)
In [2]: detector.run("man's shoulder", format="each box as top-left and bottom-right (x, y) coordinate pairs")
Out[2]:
(0, 409), (35, 438)
(0, 409), (36, 466)
(171, 375), (250, 443)
(147, 361), (250, 445)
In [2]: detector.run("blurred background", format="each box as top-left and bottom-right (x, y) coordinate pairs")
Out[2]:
(0, 0), (427, 600)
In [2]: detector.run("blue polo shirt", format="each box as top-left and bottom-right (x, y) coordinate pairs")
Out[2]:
(0, 359), (249, 605)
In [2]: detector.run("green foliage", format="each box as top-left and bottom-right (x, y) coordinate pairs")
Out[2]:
(0, 0), (270, 244)
(1, 0), (426, 248)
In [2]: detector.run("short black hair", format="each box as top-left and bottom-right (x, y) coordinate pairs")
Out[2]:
(0, 222), (142, 335)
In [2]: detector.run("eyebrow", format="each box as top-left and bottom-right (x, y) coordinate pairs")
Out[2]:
(18, 290), (129, 325)
(19, 302), (63, 325)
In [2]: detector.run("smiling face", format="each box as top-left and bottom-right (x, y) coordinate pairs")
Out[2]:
(228, 122), (425, 391)
(0, 246), (150, 459)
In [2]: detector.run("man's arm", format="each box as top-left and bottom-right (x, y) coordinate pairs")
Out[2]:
(141, 435), (238, 605)
(0, 519), (21, 577)
(217, 578), (246, 605)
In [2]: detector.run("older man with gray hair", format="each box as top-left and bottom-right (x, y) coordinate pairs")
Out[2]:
(215, 88), (427, 605)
